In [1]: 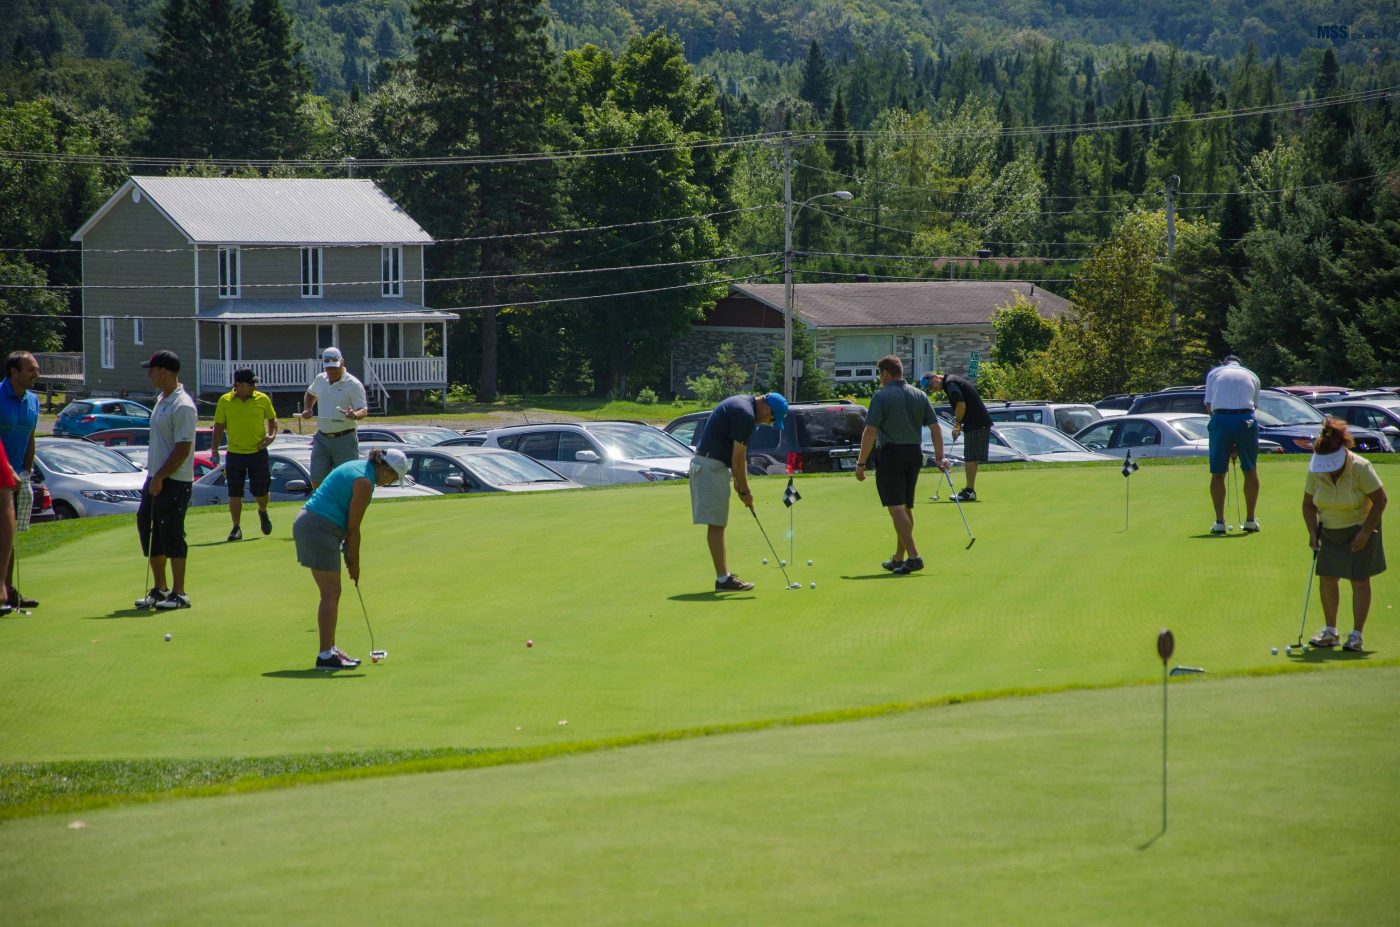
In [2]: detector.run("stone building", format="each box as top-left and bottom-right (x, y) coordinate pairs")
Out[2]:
(669, 281), (1072, 395)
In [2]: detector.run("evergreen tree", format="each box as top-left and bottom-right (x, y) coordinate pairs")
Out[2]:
(411, 0), (563, 401)
(825, 90), (855, 176)
(798, 40), (832, 116)
(245, 0), (311, 158)
(143, 0), (249, 157)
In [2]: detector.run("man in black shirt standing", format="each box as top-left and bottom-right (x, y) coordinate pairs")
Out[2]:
(921, 372), (992, 502)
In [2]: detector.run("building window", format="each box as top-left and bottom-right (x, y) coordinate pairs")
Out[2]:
(218, 246), (240, 298)
(370, 323), (402, 358)
(833, 334), (892, 382)
(317, 325), (335, 350)
(381, 246), (402, 297)
(301, 247), (322, 298)
(133, 318), (144, 345)
(101, 317), (115, 369)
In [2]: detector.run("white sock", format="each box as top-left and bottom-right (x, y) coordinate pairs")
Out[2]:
(319, 649), (335, 659)
(717, 574), (729, 583)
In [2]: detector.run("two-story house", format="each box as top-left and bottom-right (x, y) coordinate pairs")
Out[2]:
(72, 176), (458, 412)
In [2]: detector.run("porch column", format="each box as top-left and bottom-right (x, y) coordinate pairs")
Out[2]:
(441, 321), (448, 411)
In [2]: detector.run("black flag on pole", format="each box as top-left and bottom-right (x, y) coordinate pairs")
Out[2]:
(1122, 450), (1139, 478)
(783, 476), (802, 507)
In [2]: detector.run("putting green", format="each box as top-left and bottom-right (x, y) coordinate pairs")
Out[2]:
(3, 669), (1397, 926)
(0, 460), (1394, 766)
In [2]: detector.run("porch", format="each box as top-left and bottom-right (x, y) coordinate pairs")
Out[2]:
(198, 356), (448, 412)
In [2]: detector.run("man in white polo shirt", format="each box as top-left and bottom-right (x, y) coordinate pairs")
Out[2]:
(300, 347), (368, 488)
(1204, 354), (1262, 535)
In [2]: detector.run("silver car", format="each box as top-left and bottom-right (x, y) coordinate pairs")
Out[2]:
(1073, 413), (1284, 459)
(190, 445), (440, 507)
(359, 443), (584, 493)
(481, 421), (693, 485)
(33, 437), (145, 519)
(990, 422), (1119, 462)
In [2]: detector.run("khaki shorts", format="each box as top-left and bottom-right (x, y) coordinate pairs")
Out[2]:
(689, 455), (732, 526)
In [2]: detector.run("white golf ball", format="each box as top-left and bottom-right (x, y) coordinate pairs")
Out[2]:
(1271, 647), (1278, 655)
(164, 633), (172, 642)
(807, 559), (813, 566)
(810, 582), (816, 589)
(762, 558), (768, 564)
(780, 560), (787, 567)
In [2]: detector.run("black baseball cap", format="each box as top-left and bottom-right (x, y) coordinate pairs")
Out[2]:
(140, 350), (180, 372)
(233, 367), (258, 385)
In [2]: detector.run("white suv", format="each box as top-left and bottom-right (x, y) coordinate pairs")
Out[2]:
(481, 421), (692, 486)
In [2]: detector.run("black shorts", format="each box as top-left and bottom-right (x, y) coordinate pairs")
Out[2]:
(874, 444), (923, 508)
(137, 479), (192, 559)
(225, 450), (271, 497)
(961, 427), (990, 463)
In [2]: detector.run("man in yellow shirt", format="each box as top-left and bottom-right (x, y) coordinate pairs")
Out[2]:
(210, 368), (279, 541)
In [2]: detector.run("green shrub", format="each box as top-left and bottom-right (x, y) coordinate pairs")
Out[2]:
(635, 387), (659, 405)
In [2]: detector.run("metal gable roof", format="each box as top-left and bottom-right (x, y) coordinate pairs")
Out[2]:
(73, 177), (434, 245)
(730, 281), (1072, 328)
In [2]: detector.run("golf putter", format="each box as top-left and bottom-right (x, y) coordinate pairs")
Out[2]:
(749, 508), (794, 588)
(353, 580), (387, 662)
(135, 508), (155, 609)
(944, 468), (976, 549)
(1294, 545), (1320, 651)
(8, 545), (31, 616)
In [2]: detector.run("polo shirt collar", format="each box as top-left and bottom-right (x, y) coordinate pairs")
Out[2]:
(0, 379), (19, 401)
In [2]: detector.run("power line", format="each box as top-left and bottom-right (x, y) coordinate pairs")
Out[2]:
(797, 269), (1079, 285)
(0, 252), (779, 290)
(799, 251), (1086, 264)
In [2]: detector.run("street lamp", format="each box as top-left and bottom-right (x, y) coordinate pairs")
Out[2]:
(784, 189), (853, 399)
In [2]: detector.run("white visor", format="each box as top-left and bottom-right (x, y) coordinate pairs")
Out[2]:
(1308, 448), (1346, 474)
(382, 448), (409, 478)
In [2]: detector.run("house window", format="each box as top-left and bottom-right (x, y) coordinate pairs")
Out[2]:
(317, 325), (335, 350)
(101, 317), (115, 369)
(218, 326), (243, 361)
(381, 246), (402, 297)
(218, 246), (240, 298)
(833, 334), (892, 382)
(301, 247), (322, 298)
(370, 323), (402, 358)
(133, 318), (144, 345)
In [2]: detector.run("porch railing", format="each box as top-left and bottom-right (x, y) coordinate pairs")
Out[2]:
(200, 358), (319, 390)
(364, 355), (445, 388)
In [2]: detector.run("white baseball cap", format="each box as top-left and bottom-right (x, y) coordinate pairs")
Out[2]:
(1308, 448), (1346, 474)
(321, 347), (344, 367)
(382, 448), (409, 478)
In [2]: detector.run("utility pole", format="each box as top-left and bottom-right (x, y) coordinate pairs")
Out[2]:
(782, 133), (795, 400)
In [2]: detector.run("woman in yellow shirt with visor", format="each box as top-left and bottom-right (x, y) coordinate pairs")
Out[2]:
(1302, 417), (1387, 651)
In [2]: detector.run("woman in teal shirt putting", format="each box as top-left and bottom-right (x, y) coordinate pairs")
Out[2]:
(293, 448), (408, 670)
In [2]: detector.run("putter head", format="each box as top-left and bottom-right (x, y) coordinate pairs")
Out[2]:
(965, 537), (976, 550)
(1169, 666), (1206, 676)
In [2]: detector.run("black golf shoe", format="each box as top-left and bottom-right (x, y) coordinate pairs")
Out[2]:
(316, 651), (361, 670)
(881, 558), (904, 572)
(9, 589), (38, 609)
(893, 557), (925, 575)
(227, 525), (242, 542)
(259, 510), (273, 535)
(716, 574), (755, 591)
(954, 488), (977, 503)
(135, 587), (169, 609)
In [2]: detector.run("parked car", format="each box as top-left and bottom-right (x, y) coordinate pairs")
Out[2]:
(353, 425), (465, 447)
(54, 399), (152, 437)
(714, 401), (871, 475)
(359, 443), (584, 493)
(190, 445), (440, 508)
(921, 421), (1029, 466)
(436, 432), (488, 448)
(481, 421), (693, 485)
(662, 411), (710, 450)
(112, 445), (219, 479)
(1316, 399), (1400, 441)
(32, 437), (146, 518)
(1276, 386), (1351, 405)
(85, 426), (226, 452)
(987, 422), (1118, 462)
(1127, 388), (1394, 454)
(1074, 413), (1282, 459)
(1093, 394), (1143, 417)
(984, 401), (1103, 435)
(28, 472), (55, 524)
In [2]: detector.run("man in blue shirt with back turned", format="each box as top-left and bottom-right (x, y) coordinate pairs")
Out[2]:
(0, 352), (41, 610)
(689, 391), (788, 591)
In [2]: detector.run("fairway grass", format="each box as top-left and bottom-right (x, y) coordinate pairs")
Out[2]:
(3, 669), (1397, 925)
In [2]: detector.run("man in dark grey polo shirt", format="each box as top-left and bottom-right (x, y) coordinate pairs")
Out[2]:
(856, 355), (946, 575)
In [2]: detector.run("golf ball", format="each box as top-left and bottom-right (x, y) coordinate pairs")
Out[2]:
(780, 560), (787, 567)
(1271, 647), (1278, 655)
(526, 639), (533, 648)
(762, 558), (768, 564)
(164, 633), (172, 642)
(807, 559), (813, 566)
(810, 582), (816, 589)
(371, 654), (380, 664)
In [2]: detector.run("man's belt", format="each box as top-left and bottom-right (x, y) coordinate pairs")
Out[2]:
(319, 428), (355, 438)
(1212, 408), (1253, 415)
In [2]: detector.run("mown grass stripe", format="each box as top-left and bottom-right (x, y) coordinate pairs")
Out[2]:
(5, 655), (1394, 822)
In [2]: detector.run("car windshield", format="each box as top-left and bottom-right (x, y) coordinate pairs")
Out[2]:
(997, 425), (1090, 456)
(38, 442), (141, 475)
(1256, 392), (1325, 427)
(588, 425), (692, 460)
(1169, 416), (1211, 441)
(60, 402), (93, 417)
(465, 452), (569, 484)
(795, 409), (866, 447)
(396, 428), (459, 447)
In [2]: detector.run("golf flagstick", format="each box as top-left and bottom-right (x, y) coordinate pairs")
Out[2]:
(1141, 629), (1174, 849)
(783, 471), (801, 568)
(1122, 450), (1139, 531)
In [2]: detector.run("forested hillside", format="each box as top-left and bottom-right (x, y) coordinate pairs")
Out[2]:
(2, 0), (1398, 398)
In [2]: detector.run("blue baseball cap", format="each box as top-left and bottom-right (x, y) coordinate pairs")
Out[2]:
(918, 373), (934, 389)
(763, 392), (789, 430)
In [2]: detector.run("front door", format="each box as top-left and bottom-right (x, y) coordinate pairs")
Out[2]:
(915, 337), (938, 381)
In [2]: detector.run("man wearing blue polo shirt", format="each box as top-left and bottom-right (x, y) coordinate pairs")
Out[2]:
(1205, 354), (1262, 535)
(689, 391), (787, 591)
(0, 352), (41, 610)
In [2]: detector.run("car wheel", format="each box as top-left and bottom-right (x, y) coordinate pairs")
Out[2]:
(53, 500), (79, 520)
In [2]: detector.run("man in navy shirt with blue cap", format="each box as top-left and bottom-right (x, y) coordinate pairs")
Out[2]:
(689, 391), (788, 591)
